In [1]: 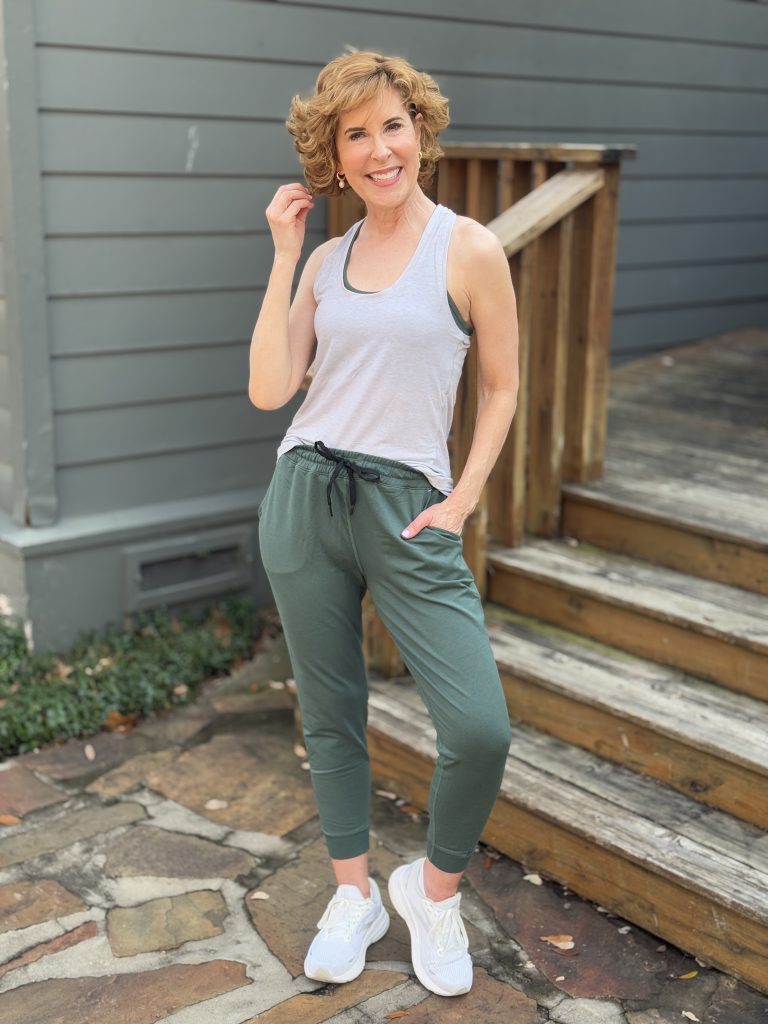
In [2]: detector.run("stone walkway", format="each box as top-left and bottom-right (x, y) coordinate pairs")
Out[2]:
(1, 617), (766, 1024)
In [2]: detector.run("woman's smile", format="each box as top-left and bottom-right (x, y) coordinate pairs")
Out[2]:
(367, 166), (403, 186)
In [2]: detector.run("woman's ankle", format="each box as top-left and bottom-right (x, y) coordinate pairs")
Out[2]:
(331, 853), (371, 898)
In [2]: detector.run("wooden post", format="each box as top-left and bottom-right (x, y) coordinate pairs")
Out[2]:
(457, 158), (498, 594)
(490, 160), (533, 547)
(563, 162), (621, 482)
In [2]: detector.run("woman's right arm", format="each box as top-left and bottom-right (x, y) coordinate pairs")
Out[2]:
(248, 182), (336, 410)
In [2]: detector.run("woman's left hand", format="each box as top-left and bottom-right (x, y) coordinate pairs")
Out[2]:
(401, 499), (466, 539)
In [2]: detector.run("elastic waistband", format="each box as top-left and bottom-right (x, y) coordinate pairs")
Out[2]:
(284, 444), (428, 484)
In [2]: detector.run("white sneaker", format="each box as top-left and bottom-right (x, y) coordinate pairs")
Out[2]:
(303, 877), (390, 984)
(388, 856), (473, 996)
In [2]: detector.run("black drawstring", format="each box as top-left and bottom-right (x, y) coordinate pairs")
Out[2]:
(313, 441), (381, 516)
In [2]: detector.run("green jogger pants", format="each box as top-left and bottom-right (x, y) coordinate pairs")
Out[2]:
(257, 441), (512, 873)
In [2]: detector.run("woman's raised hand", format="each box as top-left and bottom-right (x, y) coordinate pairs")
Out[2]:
(265, 182), (315, 263)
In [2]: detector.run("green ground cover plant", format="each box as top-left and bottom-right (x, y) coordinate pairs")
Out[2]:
(0, 597), (262, 759)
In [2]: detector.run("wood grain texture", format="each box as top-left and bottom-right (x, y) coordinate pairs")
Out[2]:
(489, 167), (603, 256)
(489, 573), (767, 701)
(562, 494), (768, 595)
(485, 608), (768, 826)
(563, 327), (768, 591)
(366, 679), (768, 994)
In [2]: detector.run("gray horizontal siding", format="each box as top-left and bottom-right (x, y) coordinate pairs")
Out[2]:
(39, 114), (768, 179)
(52, 344), (249, 410)
(274, 0), (768, 47)
(614, 260), (768, 314)
(29, 0), (768, 518)
(49, 291), (264, 357)
(45, 231), (324, 296)
(34, 0), (768, 83)
(613, 298), (768, 354)
(36, 49), (768, 130)
(57, 394), (261, 466)
(57, 440), (275, 517)
(42, 176), (768, 236)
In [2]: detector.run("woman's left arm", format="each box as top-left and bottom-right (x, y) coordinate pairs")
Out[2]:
(403, 223), (519, 538)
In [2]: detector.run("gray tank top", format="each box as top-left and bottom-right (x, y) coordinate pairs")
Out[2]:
(276, 203), (472, 494)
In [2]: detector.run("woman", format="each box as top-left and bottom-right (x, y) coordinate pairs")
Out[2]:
(249, 51), (518, 998)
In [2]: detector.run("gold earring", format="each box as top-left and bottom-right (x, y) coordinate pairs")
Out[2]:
(337, 171), (346, 189)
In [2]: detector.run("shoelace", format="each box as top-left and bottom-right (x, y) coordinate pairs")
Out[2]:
(423, 898), (469, 957)
(316, 895), (373, 941)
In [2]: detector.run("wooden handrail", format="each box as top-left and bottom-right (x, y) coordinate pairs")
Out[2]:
(441, 142), (635, 164)
(488, 167), (605, 256)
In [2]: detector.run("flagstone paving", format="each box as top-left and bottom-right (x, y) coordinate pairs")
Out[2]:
(1, 626), (766, 1024)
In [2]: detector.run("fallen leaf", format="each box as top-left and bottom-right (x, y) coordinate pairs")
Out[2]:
(656, 944), (667, 952)
(682, 1013), (700, 1022)
(617, 925), (631, 934)
(173, 683), (188, 697)
(0, 814), (21, 826)
(204, 798), (229, 810)
(375, 788), (398, 800)
(103, 709), (137, 732)
(540, 934), (575, 950)
(83, 744), (96, 761)
(387, 1013), (409, 1020)
(211, 607), (232, 639)
(49, 658), (74, 680)
(269, 680), (286, 690)
(249, 891), (269, 901)
(555, 975), (565, 982)
(678, 971), (698, 980)
(285, 677), (297, 693)
(293, 743), (307, 758)
(300, 761), (310, 770)
(524, 873), (543, 885)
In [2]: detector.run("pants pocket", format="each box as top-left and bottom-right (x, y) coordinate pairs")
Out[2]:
(422, 488), (463, 540)
(258, 458), (309, 574)
(423, 524), (463, 541)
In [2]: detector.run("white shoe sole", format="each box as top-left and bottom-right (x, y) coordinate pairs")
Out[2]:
(388, 862), (472, 997)
(303, 902), (390, 984)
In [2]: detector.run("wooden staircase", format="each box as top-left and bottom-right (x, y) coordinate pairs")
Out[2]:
(322, 150), (767, 991)
(365, 332), (768, 995)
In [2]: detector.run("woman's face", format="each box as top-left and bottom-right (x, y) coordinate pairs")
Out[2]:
(335, 86), (423, 204)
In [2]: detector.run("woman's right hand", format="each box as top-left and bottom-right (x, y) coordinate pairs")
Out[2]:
(265, 182), (315, 263)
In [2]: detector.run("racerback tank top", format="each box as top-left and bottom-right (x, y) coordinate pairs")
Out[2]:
(275, 203), (472, 494)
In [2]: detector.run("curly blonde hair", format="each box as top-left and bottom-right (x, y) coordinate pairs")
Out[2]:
(285, 51), (450, 197)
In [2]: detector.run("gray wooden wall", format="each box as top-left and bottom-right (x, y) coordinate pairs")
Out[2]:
(15, 0), (765, 526)
(2, 0), (767, 531)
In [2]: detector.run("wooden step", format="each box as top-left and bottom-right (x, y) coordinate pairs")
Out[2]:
(562, 460), (768, 597)
(486, 539), (768, 701)
(484, 605), (768, 828)
(366, 678), (768, 996)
